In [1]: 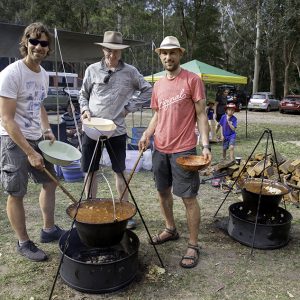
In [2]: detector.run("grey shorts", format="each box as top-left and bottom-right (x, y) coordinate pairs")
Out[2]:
(0, 136), (55, 197)
(152, 148), (200, 198)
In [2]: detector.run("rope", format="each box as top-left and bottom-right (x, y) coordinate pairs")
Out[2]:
(53, 28), (82, 151)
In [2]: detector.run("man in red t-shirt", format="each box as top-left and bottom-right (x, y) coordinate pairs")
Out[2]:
(139, 36), (212, 268)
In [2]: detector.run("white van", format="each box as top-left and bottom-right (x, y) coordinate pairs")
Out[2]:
(47, 71), (80, 89)
(44, 72), (81, 111)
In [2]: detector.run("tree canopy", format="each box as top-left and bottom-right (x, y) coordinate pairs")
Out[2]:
(0, 0), (299, 96)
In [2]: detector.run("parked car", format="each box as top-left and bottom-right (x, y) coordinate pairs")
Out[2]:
(279, 95), (300, 113)
(43, 87), (79, 112)
(248, 92), (280, 112)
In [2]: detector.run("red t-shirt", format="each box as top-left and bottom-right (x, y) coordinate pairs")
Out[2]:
(151, 68), (206, 153)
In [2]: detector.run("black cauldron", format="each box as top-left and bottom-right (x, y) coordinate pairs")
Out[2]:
(241, 178), (290, 214)
(59, 228), (139, 293)
(66, 198), (136, 247)
(228, 202), (292, 249)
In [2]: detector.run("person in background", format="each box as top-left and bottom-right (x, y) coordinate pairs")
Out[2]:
(215, 88), (229, 122)
(0, 22), (64, 262)
(61, 100), (82, 148)
(79, 31), (152, 229)
(138, 36), (212, 268)
(206, 100), (217, 142)
(216, 102), (237, 161)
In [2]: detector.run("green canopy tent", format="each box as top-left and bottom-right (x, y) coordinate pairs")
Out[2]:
(144, 59), (247, 85)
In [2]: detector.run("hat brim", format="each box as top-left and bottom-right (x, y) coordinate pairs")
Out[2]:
(95, 42), (130, 50)
(155, 46), (185, 54)
(225, 106), (236, 110)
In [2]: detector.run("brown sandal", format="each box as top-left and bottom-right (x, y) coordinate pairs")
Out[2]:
(179, 243), (200, 269)
(149, 228), (179, 245)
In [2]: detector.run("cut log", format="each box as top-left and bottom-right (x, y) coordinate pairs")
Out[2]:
(271, 151), (286, 165)
(278, 160), (293, 175)
(215, 159), (235, 172)
(246, 160), (259, 167)
(247, 159), (272, 177)
(291, 175), (300, 182)
(291, 191), (299, 202)
(288, 159), (300, 173)
(254, 153), (266, 161)
(294, 167), (300, 177)
(263, 166), (275, 178)
(286, 182), (300, 191)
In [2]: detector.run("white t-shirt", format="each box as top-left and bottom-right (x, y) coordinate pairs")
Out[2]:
(0, 60), (49, 140)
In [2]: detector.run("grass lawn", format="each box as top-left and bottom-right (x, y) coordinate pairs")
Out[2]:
(0, 111), (300, 300)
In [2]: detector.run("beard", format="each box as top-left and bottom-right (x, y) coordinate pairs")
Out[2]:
(163, 60), (180, 72)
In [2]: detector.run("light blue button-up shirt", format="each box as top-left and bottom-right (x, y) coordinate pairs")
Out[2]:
(79, 59), (152, 136)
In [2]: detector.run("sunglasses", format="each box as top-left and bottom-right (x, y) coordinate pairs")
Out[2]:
(103, 70), (113, 84)
(28, 38), (49, 47)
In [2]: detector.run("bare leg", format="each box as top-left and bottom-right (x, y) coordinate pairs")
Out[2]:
(229, 145), (235, 161)
(6, 195), (29, 241)
(116, 172), (128, 202)
(84, 171), (98, 199)
(153, 187), (177, 240)
(39, 181), (56, 229)
(223, 148), (226, 160)
(181, 197), (200, 266)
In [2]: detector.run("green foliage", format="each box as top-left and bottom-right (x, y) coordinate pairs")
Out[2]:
(0, 0), (299, 94)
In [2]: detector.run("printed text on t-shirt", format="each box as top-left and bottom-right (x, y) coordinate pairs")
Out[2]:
(159, 88), (186, 110)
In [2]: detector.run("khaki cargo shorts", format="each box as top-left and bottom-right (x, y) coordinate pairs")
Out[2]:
(0, 136), (55, 197)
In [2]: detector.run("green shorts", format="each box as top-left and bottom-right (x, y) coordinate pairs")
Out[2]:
(0, 136), (55, 197)
(152, 148), (200, 198)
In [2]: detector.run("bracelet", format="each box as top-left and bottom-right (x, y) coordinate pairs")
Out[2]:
(202, 144), (210, 149)
(43, 128), (52, 134)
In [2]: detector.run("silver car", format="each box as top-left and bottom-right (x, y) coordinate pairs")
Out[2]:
(248, 92), (280, 112)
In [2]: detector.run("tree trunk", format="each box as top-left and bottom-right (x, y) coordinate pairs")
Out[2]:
(253, 1), (261, 93)
(268, 50), (276, 95)
(283, 39), (296, 96)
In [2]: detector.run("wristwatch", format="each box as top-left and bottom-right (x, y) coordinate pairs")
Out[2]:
(202, 144), (210, 149)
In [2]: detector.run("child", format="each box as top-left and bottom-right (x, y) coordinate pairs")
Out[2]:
(216, 102), (237, 160)
(206, 100), (217, 142)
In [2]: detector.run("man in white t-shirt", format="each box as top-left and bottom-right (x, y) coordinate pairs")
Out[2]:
(0, 22), (64, 262)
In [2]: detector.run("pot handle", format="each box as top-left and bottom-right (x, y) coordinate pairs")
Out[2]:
(43, 168), (77, 204)
(119, 150), (143, 201)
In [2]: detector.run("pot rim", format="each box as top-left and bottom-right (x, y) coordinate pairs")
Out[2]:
(66, 198), (137, 225)
(242, 178), (290, 196)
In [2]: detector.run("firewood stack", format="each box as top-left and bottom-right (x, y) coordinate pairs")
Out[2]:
(205, 153), (300, 203)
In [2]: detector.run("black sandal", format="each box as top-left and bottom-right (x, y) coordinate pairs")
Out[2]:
(179, 243), (200, 269)
(149, 227), (179, 245)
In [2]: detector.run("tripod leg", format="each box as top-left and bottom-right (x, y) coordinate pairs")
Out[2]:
(250, 131), (270, 255)
(214, 129), (269, 217)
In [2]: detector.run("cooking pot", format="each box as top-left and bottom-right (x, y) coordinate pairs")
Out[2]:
(241, 178), (290, 214)
(66, 198), (136, 247)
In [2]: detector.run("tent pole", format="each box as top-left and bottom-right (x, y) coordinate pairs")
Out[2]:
(54, 28), (60, 140)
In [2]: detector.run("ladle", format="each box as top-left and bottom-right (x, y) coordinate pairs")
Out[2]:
(43, 168), (77, 204)
(119, 150), (144, 201)
(109, 149), (143, 222)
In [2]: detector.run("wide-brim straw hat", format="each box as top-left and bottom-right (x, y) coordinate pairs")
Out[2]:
(155, 36), (185, 54)
(95, 31), (130, 50)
